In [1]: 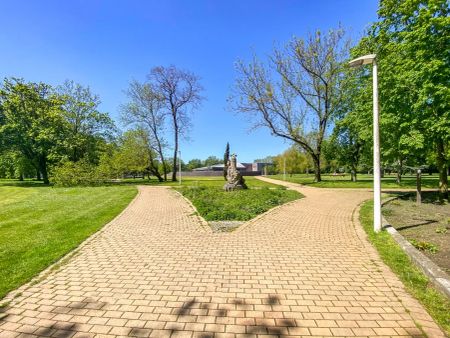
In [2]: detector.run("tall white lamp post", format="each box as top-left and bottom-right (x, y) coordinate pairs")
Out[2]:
(178, 150), (182, 186)
(349, 54), (381, 232)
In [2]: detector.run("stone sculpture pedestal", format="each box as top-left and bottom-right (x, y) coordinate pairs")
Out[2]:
(223, 154), (247, 191)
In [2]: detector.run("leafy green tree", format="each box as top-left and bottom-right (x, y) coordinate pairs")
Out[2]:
(58, 80), (115, 164)
(114, 129), (163, 181)
(275, 146), (308, 176)
(354, 0), (449, 198)
(0, 152), (15, 178)
(186, 158), (203, 170)
(0, 78), (66, 184)
(204, 156), (221, 167)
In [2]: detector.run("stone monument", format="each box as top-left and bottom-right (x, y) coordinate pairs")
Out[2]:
(223, 154), (247, 191)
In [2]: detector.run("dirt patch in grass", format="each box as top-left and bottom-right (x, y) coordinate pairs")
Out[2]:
(382, 192), (450, 274)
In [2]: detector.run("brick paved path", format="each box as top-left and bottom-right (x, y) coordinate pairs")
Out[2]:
(0, 179), (445, 338)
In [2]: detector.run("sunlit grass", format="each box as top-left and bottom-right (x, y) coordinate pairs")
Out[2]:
(0, 184), (137, 299)
(360, 200), (450, 335)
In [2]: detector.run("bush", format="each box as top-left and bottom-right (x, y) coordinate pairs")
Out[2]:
(52, 161), (103, 187)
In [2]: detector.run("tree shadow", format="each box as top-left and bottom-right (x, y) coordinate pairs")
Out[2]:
(33, 322), (79, 338)
(169, 295), (298, 337)
(0, 297), (101, 337)
(396, 219), (437, 231)
(0, 180), (50, 188)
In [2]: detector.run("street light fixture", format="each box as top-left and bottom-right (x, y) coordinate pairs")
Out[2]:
(349, 53), (381, 233)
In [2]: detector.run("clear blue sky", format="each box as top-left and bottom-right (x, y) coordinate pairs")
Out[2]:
(0, 0), (378, 163)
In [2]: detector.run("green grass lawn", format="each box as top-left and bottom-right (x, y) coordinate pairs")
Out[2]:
(270, 173), (443, 189)
(173, 177), (302, 221)
(119, 175), (282, 188)
(0, 182), (137, 299)
(359, 200), (450, 335)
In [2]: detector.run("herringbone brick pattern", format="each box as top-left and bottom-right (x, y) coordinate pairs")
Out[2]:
(0, 179), (445, 337)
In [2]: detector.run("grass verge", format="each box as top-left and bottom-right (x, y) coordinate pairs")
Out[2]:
(359, 200), (450, 335)
(0, 185), (137, 299)
(270, 173), (443, 189)
(174, 179), (301, 221)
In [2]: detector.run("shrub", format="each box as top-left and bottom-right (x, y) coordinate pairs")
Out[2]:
(52, 161), (103, 187)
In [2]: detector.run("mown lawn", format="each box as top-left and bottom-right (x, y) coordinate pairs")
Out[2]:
(360, 200), (450, 335)
(270, 173), (443, 189)
(120, 175), (282, 188)
(0, 182), (137, 299)
(173, 177), (302, 221)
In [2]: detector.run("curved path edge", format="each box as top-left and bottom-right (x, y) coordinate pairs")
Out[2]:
(257, 175), (447, 338)
(0, 186), (143, 307)
(0, 181), (447, 337)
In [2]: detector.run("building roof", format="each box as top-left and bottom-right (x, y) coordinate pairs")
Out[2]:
(193, 162), (246, 171)
(211, 163), (246, 169)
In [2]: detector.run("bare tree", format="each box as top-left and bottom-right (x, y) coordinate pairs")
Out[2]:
(230, 28), (350, 182)
(149, 66), (204, 181)
(121, 80), (169, 180)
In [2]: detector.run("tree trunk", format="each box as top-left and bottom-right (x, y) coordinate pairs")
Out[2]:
(156, 140), (167, 181)
(162, 161), (168, 181)
(312, 155), (321, 182)
(38, 156), (49, 185)
(147, 149), (163, 182)
(351, 165), (357, 182)
(172, 128), (178, 182)
(436, 139), (448, 200)
(36, 169), (41, 181)
(396, 158), (403, 184)
(19, 173), (24, 181)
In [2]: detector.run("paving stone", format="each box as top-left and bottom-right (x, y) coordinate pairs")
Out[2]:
(0, 182), (446, 337)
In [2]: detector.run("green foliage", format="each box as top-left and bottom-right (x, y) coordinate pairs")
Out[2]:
(274, 146), (309, 175)
(52, 160), (101, 187)
(203, 156), (221, 167)
(0, 78), (67, 184)
(410, 239), (439, 254)
(0, 184), (137, 299)
(359, 200), (450, 335)
(58, 80), (115, 164)
(176, 186), (301, 221)
(186, 158), (203, 170)
(96, 128), (163, 181)
(348, 0), (450, 196)
(0, 78), (117, 184)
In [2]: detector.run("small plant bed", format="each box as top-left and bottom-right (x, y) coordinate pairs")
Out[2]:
(360, 200), (450, 335)
(174, 181), (301, 222)
(382, 192), (450, 274)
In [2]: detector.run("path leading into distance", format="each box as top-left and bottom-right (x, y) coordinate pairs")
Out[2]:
(0, 178), (445, 337)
